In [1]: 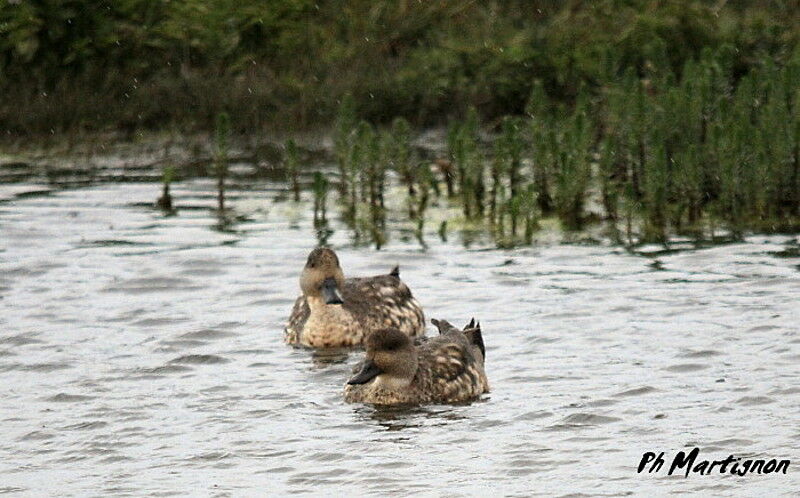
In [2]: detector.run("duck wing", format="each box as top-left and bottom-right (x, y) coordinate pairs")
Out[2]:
(421, 332), (476, 383)
(341, 273), (424, 335)
(417, 331), (488, 401)
(285, 295), (310, 343)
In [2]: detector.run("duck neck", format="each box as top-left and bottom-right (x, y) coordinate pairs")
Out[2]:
(306, 294), (329, 311)
(305, 295), (353, 322)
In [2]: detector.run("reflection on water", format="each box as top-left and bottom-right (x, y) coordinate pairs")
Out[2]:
(309, 349), (352, 368)
(0, 171), (799, 495)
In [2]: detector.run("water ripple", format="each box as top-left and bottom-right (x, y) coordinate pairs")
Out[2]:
(1, 180), (798, 496)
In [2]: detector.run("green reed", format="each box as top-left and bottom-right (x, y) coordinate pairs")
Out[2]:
(496, 116), (526, 234)
(312, 171), (329, 224)
(448, 107), (484, 219)
(386, 117), (419, 218)
(334, 96), (358, 198)
(156, 165), (175, 211)
(213, 112), (230, 212)
(527, 80), (555, 216)
(285, 138), (300, 202)
(608, 48), (800, 240)
(413, 159), (433, 238)
(356, 121), (385, 229)
(555, 102), (592, 231)
(334, 119), (388, 246)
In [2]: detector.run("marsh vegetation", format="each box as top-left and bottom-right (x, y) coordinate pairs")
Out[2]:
(292, 46), (800, 248)
(2, 0), (800, 247)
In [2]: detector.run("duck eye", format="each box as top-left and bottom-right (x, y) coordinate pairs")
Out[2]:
(385, 342), (400, 351)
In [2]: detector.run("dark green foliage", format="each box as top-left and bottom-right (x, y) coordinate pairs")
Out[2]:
(4, 1), (800, 135)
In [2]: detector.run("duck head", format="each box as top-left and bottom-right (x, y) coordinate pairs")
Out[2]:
(300, 247), (345, 305)
(348, 328), (418, 387)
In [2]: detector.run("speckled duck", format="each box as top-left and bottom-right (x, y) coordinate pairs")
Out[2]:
(285, 247), (425, 348)
(344, 318), (489, 404)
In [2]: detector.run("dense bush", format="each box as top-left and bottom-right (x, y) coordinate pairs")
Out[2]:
(2, 0), (800, 134)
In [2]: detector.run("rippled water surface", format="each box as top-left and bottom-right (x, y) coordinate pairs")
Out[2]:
(1, 174), (799, 496)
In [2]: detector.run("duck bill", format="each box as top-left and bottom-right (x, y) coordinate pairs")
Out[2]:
(321, 277), (343, 305)
(347, 360), (382, 385)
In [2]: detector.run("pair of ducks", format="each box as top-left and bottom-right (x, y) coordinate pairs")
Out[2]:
(285, 248), (489, 405)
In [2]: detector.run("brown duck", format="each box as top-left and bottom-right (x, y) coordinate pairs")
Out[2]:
(284, 247), (425, 348)
(344, 318), (489, 404)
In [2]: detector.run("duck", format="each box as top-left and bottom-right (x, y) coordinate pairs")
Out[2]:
(344, 318), (489, 404)
(284, 247), (426, 348)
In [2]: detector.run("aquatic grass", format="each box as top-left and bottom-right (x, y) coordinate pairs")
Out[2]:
(553, 101), (592, 231)
(312, 171), (329, 224)
(446, 123), (465, 199)
(289, 45), (800, 248)
(488, 146), (501, 225)
(412, 160), (434, 240)
(463, 108), (485, 219)
(386, 117), (420, 219)
(334, 96), (358, 199)
(492, 183), (538, 248)
(527, 81), (555, 216)
(434, 158), (456, 198)
(156, 165), (175, 211)
(213, 112), (230, 212)
(338, 118), (371, 223)
(521, 183), (539, 244)
(357, 121), (385, 230)
(285, 139), (300, 202)
(448, 108), (484, 219)
(756, 58), (800, 223)
(597, 133), (623, 224)
(334, 119), (389, 246)
(312, 170), (333, 245)
(496, 116), (526, 233)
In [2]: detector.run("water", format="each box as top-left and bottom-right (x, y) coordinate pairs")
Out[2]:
(1, 172), (799, 496)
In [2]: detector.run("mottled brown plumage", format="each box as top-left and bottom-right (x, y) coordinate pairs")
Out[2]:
(344, 319), (489, 404)
(284, 248), (425, 348)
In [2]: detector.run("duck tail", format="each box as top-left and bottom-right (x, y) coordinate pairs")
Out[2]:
(389, 265), (400, 278)
(463, 319), (485, 360)
(431, 318), (456, 334)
